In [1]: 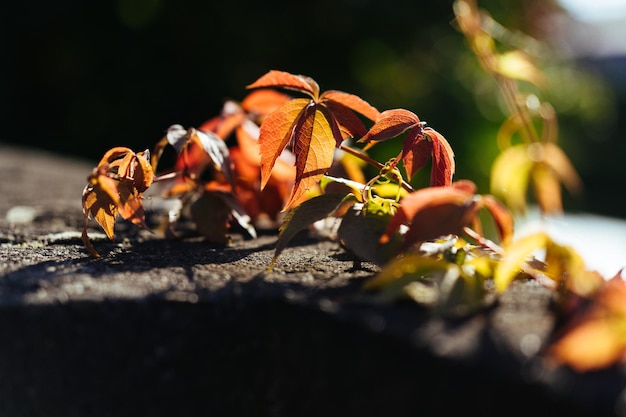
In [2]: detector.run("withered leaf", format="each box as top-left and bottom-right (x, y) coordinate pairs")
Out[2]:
(81, 148), (154, 257)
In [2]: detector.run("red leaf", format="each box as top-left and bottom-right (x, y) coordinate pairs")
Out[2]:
(380, 181), (478, 249)
(247, 70), (319, 99)
(402, 128), (431, 180)
(358, 109), (421, 144)
(425, 128), (455, 187)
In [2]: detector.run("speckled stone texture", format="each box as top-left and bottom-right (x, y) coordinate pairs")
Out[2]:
(1, 143), (625, 417)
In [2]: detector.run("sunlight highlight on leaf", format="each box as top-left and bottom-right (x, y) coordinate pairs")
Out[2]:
(246, 70), (319, 99)
(494, 232), (549, 293)
(359, 109), (421, 144)
(285, 105), (337, 210)
(257, 98), (311, 189)
(497, 51), (546, 87)
(364, 254), (446, 291)
(490, 144), (533, 214)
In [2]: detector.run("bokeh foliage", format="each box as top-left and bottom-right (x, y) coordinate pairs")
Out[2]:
(2, 0), (624, 216)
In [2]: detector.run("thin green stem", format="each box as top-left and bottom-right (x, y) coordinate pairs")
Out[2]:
(340, 144), (414, 193)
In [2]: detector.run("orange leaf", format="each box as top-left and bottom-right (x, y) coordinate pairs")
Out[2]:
(247, 70), (319, 99)
(82, 148), (156, 257)
(251, 71), (379, 211)
(82, 179), (118, 241)
(97, 146), (134, 168)
(322, 99), (369, 142)
(283, 104), (336, 210)
(359, 109), (421, 144)
(258, 98), (310, 189)
(235, 122), (262, 167)
(133, 151), (154, 193)
(549, 318), (626, 372)
(241, 89), (292, 122)
(198, 100), (247, 140)
(116, 183), (148, 228)
(548, 277), (626, 371)
(321, 90), (380, 121)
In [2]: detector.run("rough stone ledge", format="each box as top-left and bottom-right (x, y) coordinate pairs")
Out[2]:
(2, 143), (626, 417)
(1, 272), (625, 417)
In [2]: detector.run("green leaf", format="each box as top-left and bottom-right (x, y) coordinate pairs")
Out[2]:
(337, 203), (400, 265)
(270, 193), (351, 269)
(363, 254), (449, 302)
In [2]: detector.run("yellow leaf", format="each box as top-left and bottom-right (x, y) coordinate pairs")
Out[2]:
(494, 232), (550, 292)
(497, 51), (546, 87)
(364, 254), (448, 291)
(531, 163), (563, 215)
(490, 144), (533, 214)
(542, 142), (583, 197)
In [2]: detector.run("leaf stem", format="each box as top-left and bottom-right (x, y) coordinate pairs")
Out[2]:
(153, 171), (179, 182)
(340, 144), (414, 193)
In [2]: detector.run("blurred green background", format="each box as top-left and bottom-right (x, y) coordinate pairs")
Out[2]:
(2, 0), (625, 218)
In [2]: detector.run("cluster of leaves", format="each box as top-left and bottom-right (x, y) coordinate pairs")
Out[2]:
(80, 1), (626, 373)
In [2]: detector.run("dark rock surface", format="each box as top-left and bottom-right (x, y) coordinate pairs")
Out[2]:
(1, 143), (626, 417)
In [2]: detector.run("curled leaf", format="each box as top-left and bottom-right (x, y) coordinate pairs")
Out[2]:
(359, 109), (422, 144)
(419, 128), (455, 186)
(82, 148), (154, 257)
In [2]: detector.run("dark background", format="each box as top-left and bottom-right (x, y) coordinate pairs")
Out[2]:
(2, 0), (625, 218)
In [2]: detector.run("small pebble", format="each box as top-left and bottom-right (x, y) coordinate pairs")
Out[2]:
(6, 206), (38, 224)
